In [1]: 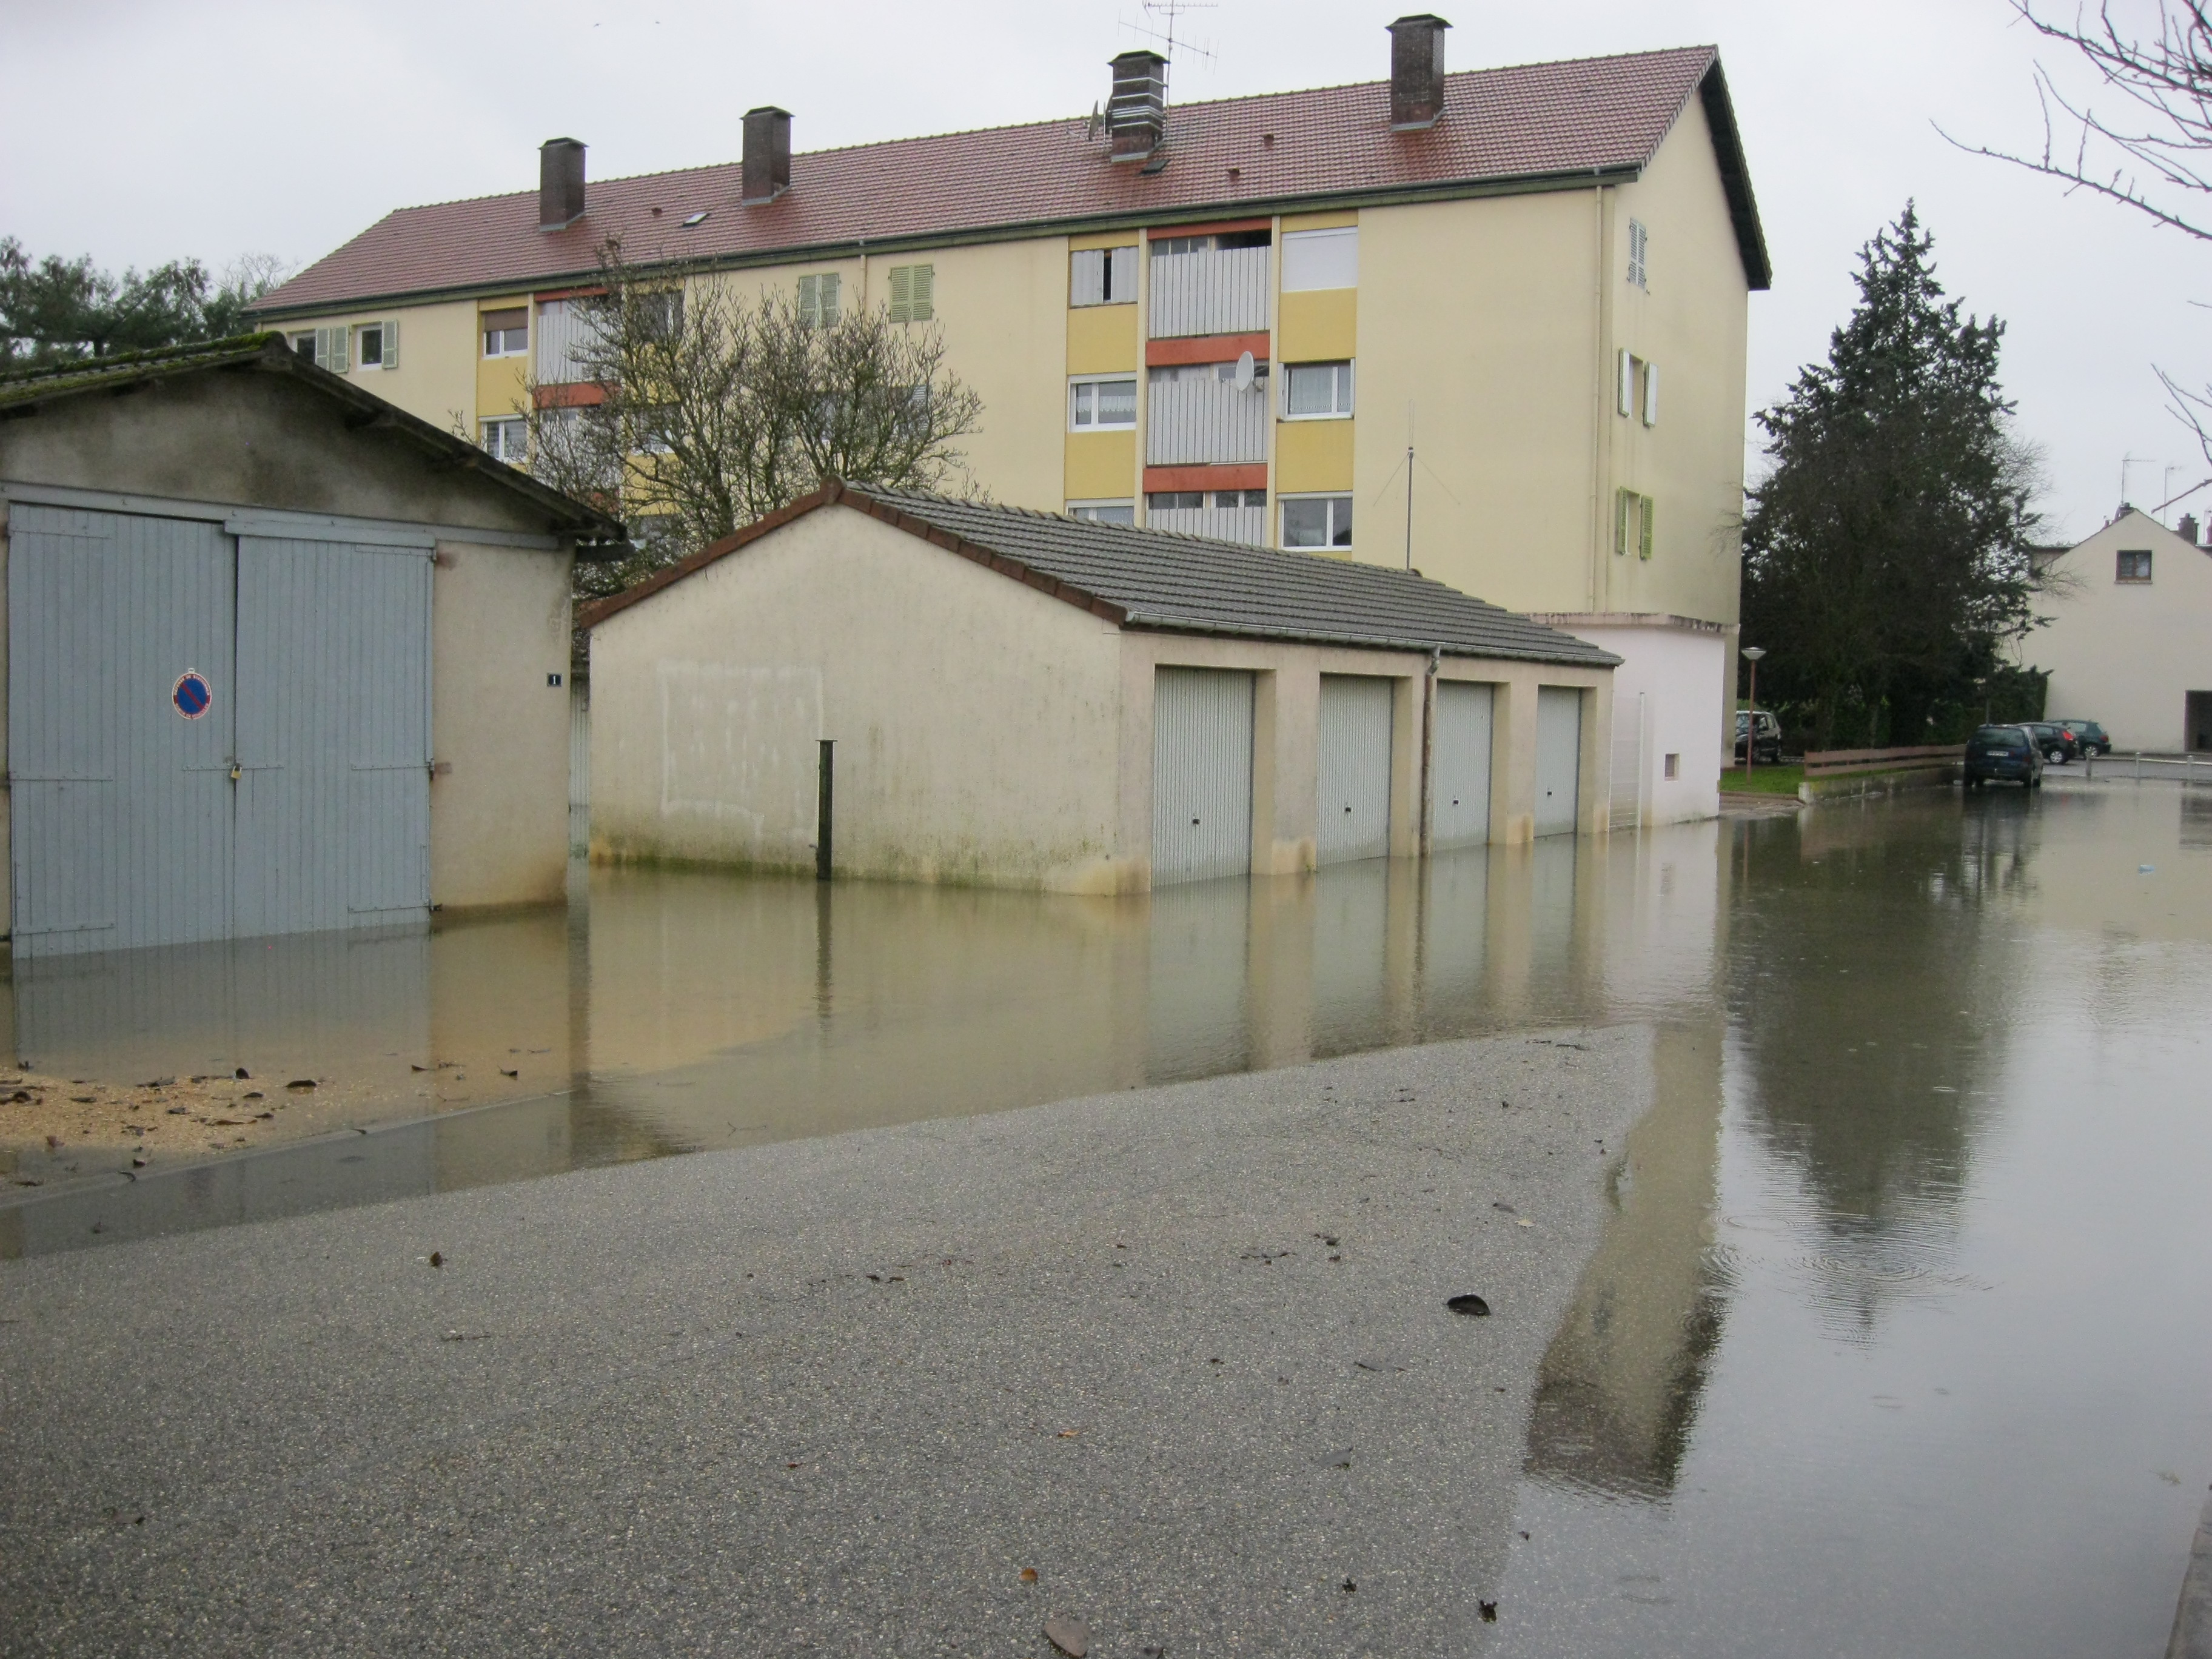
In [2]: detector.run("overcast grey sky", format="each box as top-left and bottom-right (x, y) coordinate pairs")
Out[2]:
(3, 0), (2204, 542)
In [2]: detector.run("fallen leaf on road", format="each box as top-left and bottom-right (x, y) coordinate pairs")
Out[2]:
(1044, 1615), (1089, 1657)
(1020, 1568), (1038, 1583)
(429, 1252), (443, 1268)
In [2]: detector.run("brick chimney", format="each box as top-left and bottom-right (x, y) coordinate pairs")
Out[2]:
(1107, 50), (1168, 163)
(1387, 15), (1450, 130)
(743, 107), (792, 204)
(539, 138), (586, 230)
(2181, 512), (2200, 545)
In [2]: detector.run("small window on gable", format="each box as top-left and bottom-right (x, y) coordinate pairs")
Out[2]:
(1070, 246), (1138, 306)
(797, 273), (840, 327)
(2117, 548), (2153, 582)
(888, 264), (934, 323)
(1627, 218), (1649, 289)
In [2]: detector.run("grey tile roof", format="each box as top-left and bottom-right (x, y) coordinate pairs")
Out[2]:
(583, 483), (1618, 668)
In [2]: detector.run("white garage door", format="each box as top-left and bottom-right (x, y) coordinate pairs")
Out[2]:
(1318, 675), (1393, 865)
(1535, 686), (1583, 838)
(1430, 680), (1493, 850)
(1151, 667), (1253, 885)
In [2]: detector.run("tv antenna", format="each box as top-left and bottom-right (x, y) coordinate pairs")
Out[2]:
(1121, 0), (1218, 69)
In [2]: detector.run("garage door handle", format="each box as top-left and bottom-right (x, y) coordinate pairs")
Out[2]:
(1191, 817), (1200, 826)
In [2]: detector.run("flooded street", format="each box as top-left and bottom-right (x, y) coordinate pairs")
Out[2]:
(4, 780), (2210, 1654)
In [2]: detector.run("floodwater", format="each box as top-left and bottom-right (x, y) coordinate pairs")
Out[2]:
(5, 780), (2212, 1654)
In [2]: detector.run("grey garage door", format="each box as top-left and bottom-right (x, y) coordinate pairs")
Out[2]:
(1318, 675), (1393, 865)
(1430, 680), (1494, 850)
(8, 503), (432, 958)
(1535, 686), (1584, 837)
(1151, 666), (1253, 885)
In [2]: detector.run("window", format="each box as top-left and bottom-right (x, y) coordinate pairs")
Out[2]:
(1070, 246), (1138, 306)
(356, 321), (396, 370)
(635, 290), (683, 335)
(1147, 491), (1205, 510)
(289, 331), (317, 364)
(1617, 350), (1658, 425)
(1281, 227), (1358, 292)
(1663, 752), (1680, 780)
(1215, 489), (1265, 508)
(797, 273), (840, 327)
(1068, 499), (1136, 525)
(1153, 229), (1271, 257)
(482, 307), (528, 357)
(888, 264), (934, 323)
(1282, 494), (1353, 549)
(1615, 489), (1656, 559)
(1070, 376), (1138, 431)
(1627, 219), (1649, 289)
(1284, 360), (1353, 418)
(1149, 360), (1265, 386)
(480, 417), (528, 464)
(2117, 548), (2153, 582)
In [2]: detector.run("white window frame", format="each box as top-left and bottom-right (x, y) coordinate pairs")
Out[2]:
(1281, 360), (1354, 420)
(481, 309), (529, 358)
(1067, 498), (1136, 524)
(1280, 492), (1353, 551)
(1281, 226), (1359, 292)
(1068, 374), (1138, 432)
(1070, 246), (1138, 307)
(480, 416), (528, 464)
(355, 322), (387, 371)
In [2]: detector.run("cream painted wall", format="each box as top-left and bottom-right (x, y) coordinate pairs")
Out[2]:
(304, 297), (481, 437)
(430, 540), (575, 910)
(2033, 511), (2212, 751)
(1557, 618), (1726, 824)
(1603, 96), (1752, 629)
(588, 504), (1132, 890)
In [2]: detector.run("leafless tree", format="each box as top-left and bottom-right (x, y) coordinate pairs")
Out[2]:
(523, 242), (984, 604)
(1947, 3), (2212, 475)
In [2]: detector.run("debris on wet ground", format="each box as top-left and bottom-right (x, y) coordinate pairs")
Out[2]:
(1043, 1614), (1090, 1657)
(1446, 1294), (1492, 1316)
(1479, 1600), (1498, 1622)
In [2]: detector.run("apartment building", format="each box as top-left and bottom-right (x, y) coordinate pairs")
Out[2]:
(250, 16), (1769, 825)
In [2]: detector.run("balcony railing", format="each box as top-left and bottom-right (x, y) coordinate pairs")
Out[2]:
(1147, 377), (1269, 466)
(535, 298), (603, 385)
(1147, 504), (1267, 546)
(1149, 246), (1270, 338)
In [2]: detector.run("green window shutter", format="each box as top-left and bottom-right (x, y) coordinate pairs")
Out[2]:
(911, 264), (933, 321)
(821, 273), (840, 321)
(798, 275), (819, 325)
(1639, 494), (1655, 560)
(1615, 488), (1631, 556)
(888, 265), (912, 322)
(382, 318), (398, 370)
(326, 325), (350, 373)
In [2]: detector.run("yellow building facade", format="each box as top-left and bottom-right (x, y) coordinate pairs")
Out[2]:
(253, 27), (1766, 815)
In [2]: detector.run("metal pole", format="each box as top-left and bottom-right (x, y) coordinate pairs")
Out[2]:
(2136, 751), (2143, 783)
(816, 739), (834, 881)
(1745, 656), (1757, 779)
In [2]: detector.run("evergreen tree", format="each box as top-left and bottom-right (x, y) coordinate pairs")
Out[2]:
(1742, 205), (2043, 748)
(0, 240), (289, 366)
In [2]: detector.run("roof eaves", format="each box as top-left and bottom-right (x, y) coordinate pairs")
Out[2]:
(1695, 58), (1771, 291)
(1121, 612), (1621, 666)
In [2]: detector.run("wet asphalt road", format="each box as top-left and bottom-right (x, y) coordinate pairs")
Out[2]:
(0, 1025), (1643, 1659)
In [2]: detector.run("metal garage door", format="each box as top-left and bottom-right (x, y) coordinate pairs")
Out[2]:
(8, 504), (432, 957)
(1535, 686), (1583, 838)
(1430, 680), (1493, 850)
(1151, 667), (1253, 885)
(1318, 675), (1393, 865)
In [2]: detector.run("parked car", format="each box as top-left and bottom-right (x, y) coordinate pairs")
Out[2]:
(2022, 721), (2081, 763)
(2048, 717), (2111, 757)
(1965, 724), (2044, 788)
(1734, 708), (1782, 764)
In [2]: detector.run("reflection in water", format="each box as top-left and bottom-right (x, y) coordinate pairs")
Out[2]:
(1525, 1019), (1728, 1503)
(2, 828), (1726, 1255)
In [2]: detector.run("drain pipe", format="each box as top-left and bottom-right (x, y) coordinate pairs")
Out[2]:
(1418, 646), (1441, 857)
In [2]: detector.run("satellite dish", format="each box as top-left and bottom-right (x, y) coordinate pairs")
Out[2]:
(1234, 350), (1256, 392)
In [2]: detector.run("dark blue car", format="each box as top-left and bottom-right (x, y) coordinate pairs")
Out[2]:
(1964, 725), (2043, 789)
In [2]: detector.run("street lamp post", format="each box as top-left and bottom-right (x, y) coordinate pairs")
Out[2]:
(1741, 646), (1767, 777)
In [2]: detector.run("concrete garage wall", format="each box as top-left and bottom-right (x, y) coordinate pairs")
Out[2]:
(0, 372), (554, 539)
(431, 541), (574, 908)
(1544, 617), (1726, 825)
(589, 507), (1131, 891)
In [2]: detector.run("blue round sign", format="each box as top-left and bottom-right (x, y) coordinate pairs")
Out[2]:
(173, 671), (212, 720)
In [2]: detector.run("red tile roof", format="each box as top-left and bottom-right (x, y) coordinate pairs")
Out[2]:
(255, 46), (1767, 317)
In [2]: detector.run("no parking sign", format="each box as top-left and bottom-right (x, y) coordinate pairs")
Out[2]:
(172, 669), (212, 720)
